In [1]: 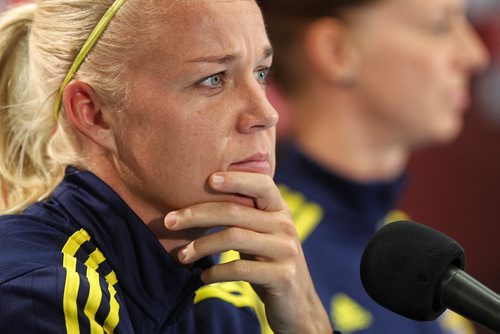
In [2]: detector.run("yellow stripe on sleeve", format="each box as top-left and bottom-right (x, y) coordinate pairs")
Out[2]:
(63, 253), (81, 334)
(105, 271), (118, 286)
(103, 284), (120, 333)
(194, 281), (256, 308)
(84, 267), (104, 334)
(195, 250), (274, 334)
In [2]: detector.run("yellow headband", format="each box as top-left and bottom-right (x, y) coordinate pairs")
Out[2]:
(53, 0), (127, 120)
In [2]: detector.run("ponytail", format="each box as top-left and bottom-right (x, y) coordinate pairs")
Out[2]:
(0, 0), (171, 214)
(0, 3), (65, 214)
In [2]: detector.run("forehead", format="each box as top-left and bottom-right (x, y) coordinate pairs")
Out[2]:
(346, 0), (467, 32)
(137, 0), (269, 63)
(382, 0), (466, 15)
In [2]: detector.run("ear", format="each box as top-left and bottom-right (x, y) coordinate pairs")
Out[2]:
(302, 17), (358, 86)
(62, 80), (117, 152)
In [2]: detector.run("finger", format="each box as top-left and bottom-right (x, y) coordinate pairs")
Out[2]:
(164, 202), (293, 235)
(209, 172), (284, 211)
(201, 259), (290, 287)
(177, 227), (298, 264)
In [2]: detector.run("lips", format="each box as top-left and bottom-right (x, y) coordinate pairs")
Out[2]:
(228, 152), (271, 174)
(449, 82), (471, 113)
(453, 90), (470, 112)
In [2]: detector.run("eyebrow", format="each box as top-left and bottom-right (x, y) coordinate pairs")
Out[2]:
(186, 46), (274, 64)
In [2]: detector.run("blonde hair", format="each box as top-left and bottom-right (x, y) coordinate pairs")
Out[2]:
(0, 1), (165, 213)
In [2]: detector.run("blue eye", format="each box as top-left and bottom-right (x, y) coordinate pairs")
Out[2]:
(199, 73), (224, 88)
(255, 68), (270, 84)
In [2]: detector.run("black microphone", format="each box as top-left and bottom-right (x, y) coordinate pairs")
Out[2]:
(360, 220), (500, 332)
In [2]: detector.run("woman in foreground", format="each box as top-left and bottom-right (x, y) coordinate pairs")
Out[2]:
(0, 1), (332, 332)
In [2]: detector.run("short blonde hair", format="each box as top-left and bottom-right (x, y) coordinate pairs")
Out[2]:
(0, 0), (165, 213)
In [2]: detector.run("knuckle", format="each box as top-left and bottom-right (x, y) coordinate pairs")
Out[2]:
(180, 208), (195, 224)
(233, 260), (250, 277)
(224, 227), (244, 244)
(279, 263), (297, 286)
(226, 202), (243, 216)
(283, 239), (300, 258)
(273, 265), (291, 283)
(277, 216), (297, 237)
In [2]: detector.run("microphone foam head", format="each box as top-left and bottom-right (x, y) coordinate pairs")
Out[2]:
(360, 220), (465, 321)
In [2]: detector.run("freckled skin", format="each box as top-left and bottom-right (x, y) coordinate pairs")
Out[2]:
(107, 0), (277, 221)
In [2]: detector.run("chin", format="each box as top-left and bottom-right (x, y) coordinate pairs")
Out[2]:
(430, 121), (464, 146)
(411, 120), (463, 149)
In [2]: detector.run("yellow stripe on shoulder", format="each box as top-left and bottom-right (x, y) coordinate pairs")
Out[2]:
(278, 184), (306, 216)
(278, 184), (324, 242)
(62, 229), (91, 257)
(61, 228), (120, 334)
(330, 293), (373, 333)
(85, 248), (106, 269)
(383, 209), (411, 225)
(439, 310), (476, 334)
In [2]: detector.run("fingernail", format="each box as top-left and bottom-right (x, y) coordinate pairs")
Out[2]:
(164, 212), (177, 229)
(200, 270), (209, 283)
(212, 174), (224, 187)
(178, 246), (188, 262)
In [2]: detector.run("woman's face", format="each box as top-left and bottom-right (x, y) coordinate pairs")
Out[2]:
(110, 0), (276, 214)
(348, 0), (488, 147)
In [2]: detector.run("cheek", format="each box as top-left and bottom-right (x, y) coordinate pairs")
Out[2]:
(398, 54), (463, 143)
(358, 41), (444, 117)
(132, 129), (224, 210)
(154, 119), (233, 200)
(356, 45), (462, 145)
(115, 109), (221, 205)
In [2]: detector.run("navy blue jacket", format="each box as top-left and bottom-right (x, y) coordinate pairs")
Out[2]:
(272, 144), (474, 334)
(0, 168), (259, 333)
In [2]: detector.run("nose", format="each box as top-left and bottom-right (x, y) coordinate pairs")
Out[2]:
(457, 21), (490, 74)
(236, 84), (279, 134)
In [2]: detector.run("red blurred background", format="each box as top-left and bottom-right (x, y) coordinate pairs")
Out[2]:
(399, 6), (500, 333)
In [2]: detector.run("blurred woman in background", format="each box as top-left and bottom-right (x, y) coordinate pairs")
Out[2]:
(196, 0), (489, 333)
